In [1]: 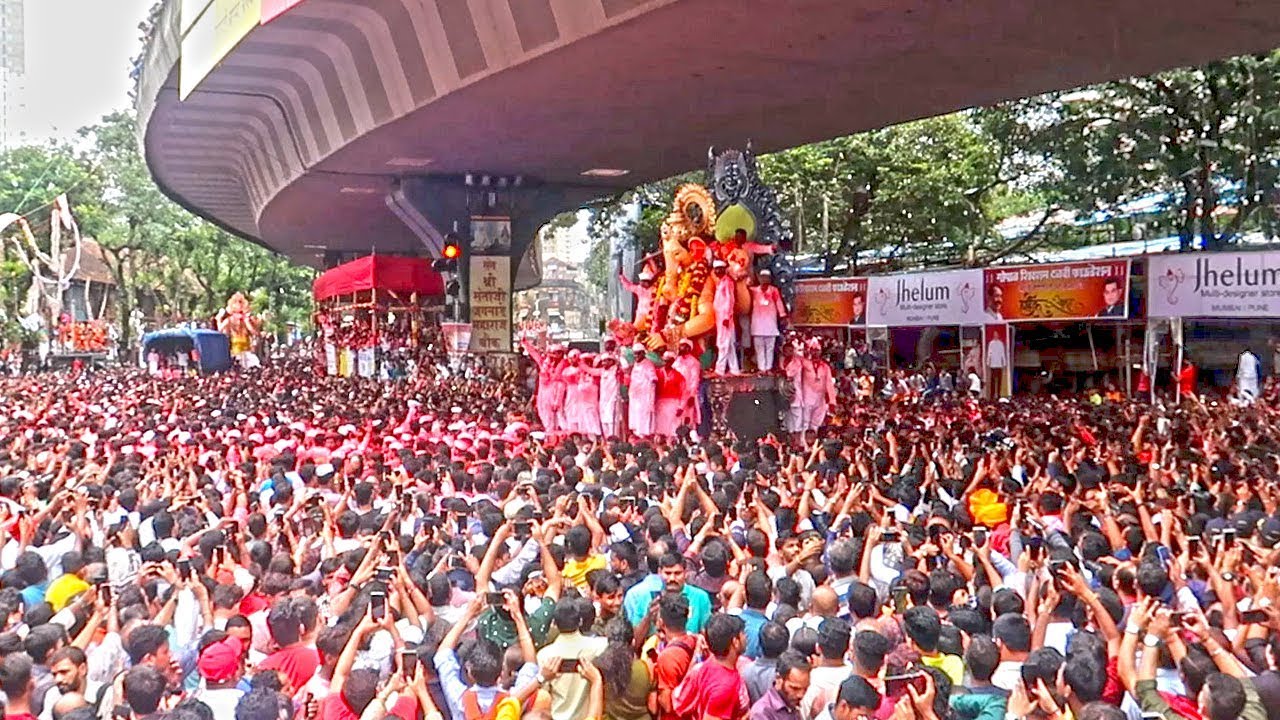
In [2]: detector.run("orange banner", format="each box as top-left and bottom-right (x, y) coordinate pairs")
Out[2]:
(982, 260), (1130, 322)
(792, 278), (868, 326)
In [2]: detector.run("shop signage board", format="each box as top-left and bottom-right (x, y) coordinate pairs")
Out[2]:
(982, 259), (1130, 322)
(181, 0), (212, 34)
(180, 0), (262, 99)
(469, 256), (512, 353)
(1148, 251), (1280, 318)
(792, 278), (867, 326)
(866, 269), (985, 326)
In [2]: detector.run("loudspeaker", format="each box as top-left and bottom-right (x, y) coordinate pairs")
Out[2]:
(726, 388), (783, 440)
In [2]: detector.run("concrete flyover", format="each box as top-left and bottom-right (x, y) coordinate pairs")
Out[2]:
(137, 0), (1280, 269)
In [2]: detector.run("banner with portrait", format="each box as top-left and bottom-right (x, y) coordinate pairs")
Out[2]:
(470, 217), (513, 255)
(960, 326), (983, 377)
(983, 260), (1130, 322)
(985, 324), (1012, 398)
(792, 278), (867, 326)
(1148, 251), (1280, 318)
(867, 269), (985, 327)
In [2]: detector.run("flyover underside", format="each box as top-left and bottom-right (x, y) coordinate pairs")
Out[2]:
(140, 0), (1280, 266)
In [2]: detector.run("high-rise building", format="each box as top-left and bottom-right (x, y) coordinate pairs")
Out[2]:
(0, 0), (24, 148)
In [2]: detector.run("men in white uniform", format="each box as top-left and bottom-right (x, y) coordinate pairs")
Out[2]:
(1237, 347), (1261, 404)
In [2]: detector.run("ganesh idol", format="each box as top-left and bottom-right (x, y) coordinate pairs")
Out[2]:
(632, 184), (752, 361)
(216, 292), (263, 368)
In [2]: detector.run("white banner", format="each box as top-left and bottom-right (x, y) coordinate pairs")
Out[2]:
(867, 269), (985, 326)
(469, 256), (512, 353)
(357, 347), (376, 378)
(324, 343), (337, 376)
(1150, 251), (1280, 318)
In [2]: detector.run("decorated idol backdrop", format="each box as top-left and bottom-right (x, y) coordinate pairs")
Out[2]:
(611, 144), (796, 362)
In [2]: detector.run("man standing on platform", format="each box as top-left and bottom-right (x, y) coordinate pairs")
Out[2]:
(673, 339), (703, 436)
(712, 260), (741, 375)
(750, 270), (786, 372)
(629, 343), (658, 439)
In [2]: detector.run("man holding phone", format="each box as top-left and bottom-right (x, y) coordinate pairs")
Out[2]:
(535, 597), (607, 720)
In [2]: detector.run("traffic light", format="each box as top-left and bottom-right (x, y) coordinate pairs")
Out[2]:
(432, 234), (463, 273)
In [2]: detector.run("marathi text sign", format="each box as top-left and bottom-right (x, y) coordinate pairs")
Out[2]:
(1149, 251), (1280, 318)
(983, 259), (1130, 322)
(469, 256), (512, 353)
(792, 278), (867, 326)
(180, 0), (261, 99)
(867, 269), (985, 326)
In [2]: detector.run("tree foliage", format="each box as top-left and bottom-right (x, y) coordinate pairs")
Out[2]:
(0, 110), (315, 345)
(981, 51), (1280, 251)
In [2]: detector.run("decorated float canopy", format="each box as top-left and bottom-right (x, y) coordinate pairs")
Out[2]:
(141, 329), (233, 373)
(312, 255), (445, 303)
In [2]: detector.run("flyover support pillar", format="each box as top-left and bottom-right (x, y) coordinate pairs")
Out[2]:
(387, 176), (590, 354)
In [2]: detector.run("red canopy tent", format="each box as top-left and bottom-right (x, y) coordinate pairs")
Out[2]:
(312, 255), (444, 301)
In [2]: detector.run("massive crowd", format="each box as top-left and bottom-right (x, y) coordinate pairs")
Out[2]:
(0, 353), (1277, 720)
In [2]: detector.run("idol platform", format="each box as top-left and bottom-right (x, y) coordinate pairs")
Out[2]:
(706, 373), (790, 440)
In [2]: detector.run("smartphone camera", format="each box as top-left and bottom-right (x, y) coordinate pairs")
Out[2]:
(399, 648), (418, 676)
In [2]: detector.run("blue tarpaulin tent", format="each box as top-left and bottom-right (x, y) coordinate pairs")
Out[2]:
(141, 328), (233, 373)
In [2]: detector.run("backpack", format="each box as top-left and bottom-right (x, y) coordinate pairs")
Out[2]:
(461, 688), (510, 720)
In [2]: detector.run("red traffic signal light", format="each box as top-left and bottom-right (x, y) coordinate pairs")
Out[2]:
(442, 242), (461, 260)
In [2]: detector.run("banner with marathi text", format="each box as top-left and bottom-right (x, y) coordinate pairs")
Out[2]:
(982, 259), (1130, 322)
(468, 256), (512, 353)
(180, 0), (262, 99)
(1148, 251), (1280, 318)
(867, 269), (985, 326)
(792, 278), (867, 326)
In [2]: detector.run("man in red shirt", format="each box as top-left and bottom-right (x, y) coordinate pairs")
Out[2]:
(258, 597), (321, 695)
(680, 613), (750, 720)
(654, 594), (697, 720)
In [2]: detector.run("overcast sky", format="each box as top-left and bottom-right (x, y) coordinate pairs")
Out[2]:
(8, 0), (154, 145)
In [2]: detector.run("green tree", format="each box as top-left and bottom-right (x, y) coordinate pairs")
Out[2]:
(759, 114), (1008, 271)
(79, 110), (315, 342)
(0, 143), (104, 326)
(983, 51), (1280, 251)
(583, 117), (1035, 275)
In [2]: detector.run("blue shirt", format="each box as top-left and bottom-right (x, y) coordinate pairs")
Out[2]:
(622, 575), (713, 633)
(20, 581), (48, 609)
(433, 646), (505, 720)
(740, 607), (769, 658)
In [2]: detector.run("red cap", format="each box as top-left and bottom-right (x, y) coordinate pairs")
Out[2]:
(197, 636), (244, 682)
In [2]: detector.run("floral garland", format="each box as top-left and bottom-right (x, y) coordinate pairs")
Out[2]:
(669, 258), (710, 327)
